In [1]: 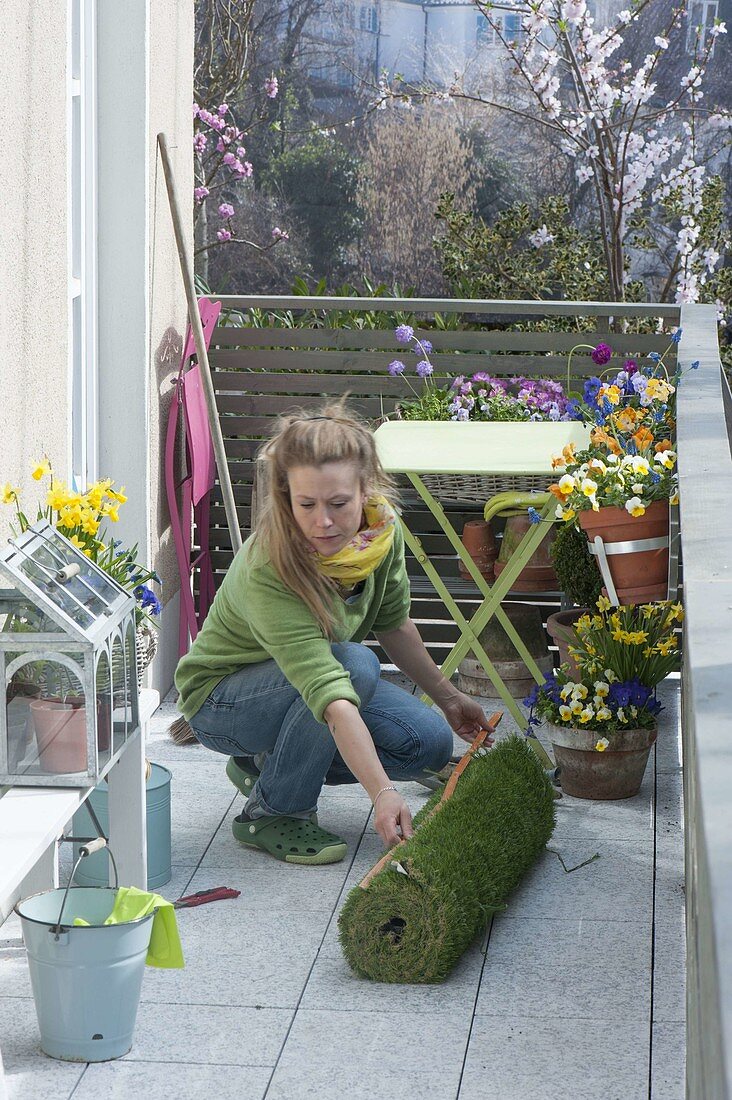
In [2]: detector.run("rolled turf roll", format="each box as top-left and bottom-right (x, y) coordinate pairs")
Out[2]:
(338, 734), (555, 984)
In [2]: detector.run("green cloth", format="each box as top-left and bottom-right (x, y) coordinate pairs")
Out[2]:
(73, 886), (185, 969)
(175, 525), (410, 725)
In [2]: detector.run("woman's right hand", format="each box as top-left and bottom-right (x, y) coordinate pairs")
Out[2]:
(373, 790), (413, 848)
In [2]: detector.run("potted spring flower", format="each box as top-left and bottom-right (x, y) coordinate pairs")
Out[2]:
(524, 598), (682, 799)
(383, 324), (590, 506)
(547, 332), (695, 604)
(387, 324), (582, 424)
(2, 460), (162, 686)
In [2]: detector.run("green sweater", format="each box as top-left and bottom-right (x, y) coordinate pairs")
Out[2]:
(175, 524), (411, 724)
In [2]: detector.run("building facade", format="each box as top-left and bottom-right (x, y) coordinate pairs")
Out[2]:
(1, 0), (194, 696)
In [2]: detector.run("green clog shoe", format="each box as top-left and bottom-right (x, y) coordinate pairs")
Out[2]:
(232, 812), (347, 865)
(226, 755), (260, 796)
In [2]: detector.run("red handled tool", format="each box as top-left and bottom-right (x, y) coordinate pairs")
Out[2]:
(174, 887), (240, 909)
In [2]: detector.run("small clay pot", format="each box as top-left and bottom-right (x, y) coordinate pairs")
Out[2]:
(459, 520), (497, 582)
(31, 701), (88, 773)
(545, 608), (590, 678)
(494, 515), (558, 592)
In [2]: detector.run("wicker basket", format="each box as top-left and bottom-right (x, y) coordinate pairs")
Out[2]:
(135, 623), (158, 687)
(419, 473), (551, 507)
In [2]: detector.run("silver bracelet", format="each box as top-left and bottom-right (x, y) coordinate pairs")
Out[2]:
(373, 785), (397, 806)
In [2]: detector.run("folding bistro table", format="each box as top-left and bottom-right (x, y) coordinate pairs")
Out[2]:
(373, 421), (591, 767)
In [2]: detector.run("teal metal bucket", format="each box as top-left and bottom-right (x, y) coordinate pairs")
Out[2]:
(15, 887), (153, 1061)
(72, 764), (172, 889)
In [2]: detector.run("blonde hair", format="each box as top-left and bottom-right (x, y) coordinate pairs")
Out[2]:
(252, 401), (397, 639)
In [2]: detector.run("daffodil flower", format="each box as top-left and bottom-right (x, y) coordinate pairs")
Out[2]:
(1, 483), (19, 504)
(31, 458), (51, 481)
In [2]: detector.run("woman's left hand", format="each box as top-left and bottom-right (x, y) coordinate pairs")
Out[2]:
(440, 692), (492, 744)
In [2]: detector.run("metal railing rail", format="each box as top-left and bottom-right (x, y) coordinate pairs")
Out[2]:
(677, 302), (732, 1100)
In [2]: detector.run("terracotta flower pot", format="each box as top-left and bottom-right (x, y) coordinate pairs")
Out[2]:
(493, 515), (558, 592)
(31, 700), (88, 774)
(545, 608), (590, 679)
(549, 721), (657, 800)
(579, 500), (669, 605)
(458, 520), (497, 582)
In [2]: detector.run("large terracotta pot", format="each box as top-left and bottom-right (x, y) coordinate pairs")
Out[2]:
(545, 608), (590, 678)
(31, 701), (88, 774)
(549, 721), (657, 800)
(458, 602), (553, 698)
(493, 515), (558, 592)
(579, 500), (669, 605)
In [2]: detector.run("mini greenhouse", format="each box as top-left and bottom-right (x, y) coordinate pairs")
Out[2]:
(0, 520), (139, 786)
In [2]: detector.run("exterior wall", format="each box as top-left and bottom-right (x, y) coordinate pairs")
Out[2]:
(1, 0), (192, 698)
(148, 0), (194, 695)
(0, 3), (70, 539)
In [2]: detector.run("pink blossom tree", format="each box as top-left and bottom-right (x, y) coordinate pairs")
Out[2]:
(379, 0), (731, 309)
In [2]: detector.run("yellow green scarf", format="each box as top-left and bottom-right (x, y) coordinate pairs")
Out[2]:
(314, 496), (396, 586)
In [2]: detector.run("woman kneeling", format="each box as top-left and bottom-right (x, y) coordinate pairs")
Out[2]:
(174, 403), (487, 864)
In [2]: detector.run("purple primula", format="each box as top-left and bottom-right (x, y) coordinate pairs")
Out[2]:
(394, 324), (414, 345)
(414, 340), (433, 355)
(388, 360), (406, 375)
(416, 360), (433, 378)
(591, 343), (613, 365)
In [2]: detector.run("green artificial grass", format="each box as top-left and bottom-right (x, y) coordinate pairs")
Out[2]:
(338, 735), (556, 984)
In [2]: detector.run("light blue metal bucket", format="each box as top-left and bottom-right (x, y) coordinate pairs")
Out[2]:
(71, 764), (172, 889)
(15, 882), (153, 1062)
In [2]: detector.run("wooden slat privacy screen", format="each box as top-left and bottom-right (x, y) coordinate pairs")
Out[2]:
(200, 296), (679, 663)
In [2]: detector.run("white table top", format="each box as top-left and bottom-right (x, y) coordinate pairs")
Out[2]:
(373, 420), (591, 476)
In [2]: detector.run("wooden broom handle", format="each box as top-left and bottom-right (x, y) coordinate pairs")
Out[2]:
(358, 712), (503, 890)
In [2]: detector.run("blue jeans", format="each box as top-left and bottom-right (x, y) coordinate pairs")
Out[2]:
(187, 642), (454, 816)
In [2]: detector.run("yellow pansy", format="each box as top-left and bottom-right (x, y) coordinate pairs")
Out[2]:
(656, 451), (676, 470)
(1, 483), (19, 504)
(560, 684), (574, 701)
(625, 497), (646, 518)
(594, 681), (609, 697)
(570, 700), (584, 715)
(578, 707), (594, 724)
(561, 507), (576, 522)
(595, 737), (610, 752)
(580, 478), (598, 498)
(600, 385), (621, 406)
(604, 668), (618, 683)
(31, 458), (51, 481)
(559, 704), (573, 721)
(595, 707), (611, 722)
(669, 490), (679, 505)
(614, 407), (638, 432)
(557, 474), (576, 495)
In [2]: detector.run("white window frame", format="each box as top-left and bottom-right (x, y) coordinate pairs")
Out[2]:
(69, 0), (98, 490)
(686, 0), (719, 54)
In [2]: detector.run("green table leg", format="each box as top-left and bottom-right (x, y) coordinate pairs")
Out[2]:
(400, 481), (555, 769)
